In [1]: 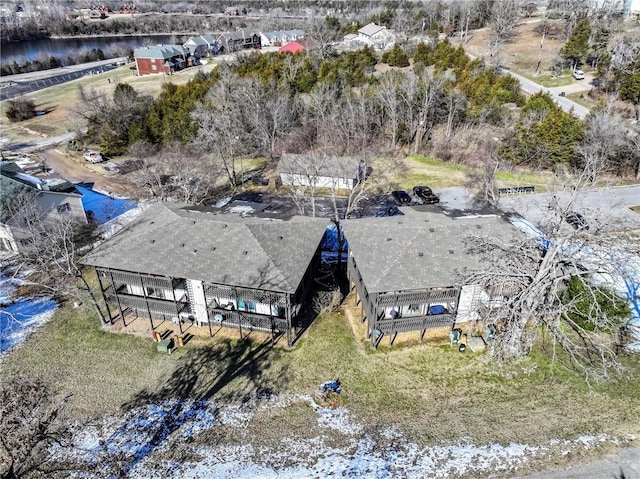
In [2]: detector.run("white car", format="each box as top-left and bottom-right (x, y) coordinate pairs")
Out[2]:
(572, 70), (585, 80)
(83, 150), (104, 163)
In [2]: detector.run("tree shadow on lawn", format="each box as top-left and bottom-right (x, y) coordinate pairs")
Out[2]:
(95, 339), (288, 476)
(127, 338), (288, 404)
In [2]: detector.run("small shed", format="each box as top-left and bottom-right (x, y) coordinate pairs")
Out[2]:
(277, 153), (362, 191)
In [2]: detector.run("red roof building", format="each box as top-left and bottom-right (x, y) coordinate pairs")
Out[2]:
(279, 42), (305, 54)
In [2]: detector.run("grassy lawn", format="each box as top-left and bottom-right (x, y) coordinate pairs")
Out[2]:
(399, 155), (554, 192)
(3, 294), (640, 455)
(566, 92), (599, 109)
(399, 155), (469, 189)
(0, 62), (217, 143)
(513, 70), (575, 88)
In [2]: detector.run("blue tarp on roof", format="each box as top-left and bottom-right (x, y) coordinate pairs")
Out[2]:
(75, 184), (137, 224)
(321, 223), (348, 264)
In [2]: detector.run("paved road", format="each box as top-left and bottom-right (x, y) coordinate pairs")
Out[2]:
(518, 447), (640, 479)
(432, 185), (640, 233)
(461, 46), (591, 119)
(0, 58), (126, 101)
(0, 57), (127, 83)
(502, 67), (591, 119)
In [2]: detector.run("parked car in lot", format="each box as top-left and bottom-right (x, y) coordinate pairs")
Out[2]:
(83, 150), (104, 163)
(413, 186), (440, 204)
(572, 69), (585, 80)
(565, 211), (589, 230)
(392, 190), (412, 204)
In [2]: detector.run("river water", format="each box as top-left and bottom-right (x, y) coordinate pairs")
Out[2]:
(1, 35), (185, 65)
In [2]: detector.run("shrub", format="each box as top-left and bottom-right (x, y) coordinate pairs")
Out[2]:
(6, 97), (36, 122)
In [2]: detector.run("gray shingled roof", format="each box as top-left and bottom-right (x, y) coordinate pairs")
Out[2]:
(342, 208), (522, 293)
(358, 23), (386, 37)
(134, 44), (188, 59)
(184, 36), (208, 46)
(278, 154), (360, 179)
(219, 30), (259, 41)
(201, 34), (217, 45)
(81, 202), (327, 293)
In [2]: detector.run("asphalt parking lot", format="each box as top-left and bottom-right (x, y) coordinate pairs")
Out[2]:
(0, 64), (118, 101)
(498, 185), (640, 232)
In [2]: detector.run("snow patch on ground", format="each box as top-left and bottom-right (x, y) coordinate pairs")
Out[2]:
(56, 394), (635, 479)
(0, 271), (57, 356)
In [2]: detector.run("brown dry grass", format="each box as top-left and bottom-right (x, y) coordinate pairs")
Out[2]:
(462, 21), (567, 77)
(0, 61), (217, 144)
(2, 286), (640, 477)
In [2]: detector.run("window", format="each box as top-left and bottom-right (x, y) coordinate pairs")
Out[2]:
(57, 203), (70, 213)
(151, 64), (157, 71)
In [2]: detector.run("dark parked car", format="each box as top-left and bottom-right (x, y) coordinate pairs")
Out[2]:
(565, 212), (589, 230)
(392, 190), (412, 204)
(413, 186), (440, 204)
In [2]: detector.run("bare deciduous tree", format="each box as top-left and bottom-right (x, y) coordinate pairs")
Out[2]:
(193, 68), (247, 190)
(306, 83), (340, 151)
(413, 71), (447, 154)
(0, 375), (77, 479)
(375, 71), (404, 150)
(6, 193), (105, 323)
(237, 77), (298, 158)
(279, 151), (324, 217)
(578, 110), (634, 180)
(468, 154), (501, 207)
(464, 174), (632, 380)
(130, 143), (221, 204)
(490, 0), (521, 41)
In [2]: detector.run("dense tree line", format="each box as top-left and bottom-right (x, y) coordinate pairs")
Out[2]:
(79, 71), (217, 156)
(78, 34), (638, 195)
(0, 49), (109, 76)
(501, 92), (585, 169)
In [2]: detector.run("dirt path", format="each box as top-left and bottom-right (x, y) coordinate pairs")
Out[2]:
(39, 148), (135, 197)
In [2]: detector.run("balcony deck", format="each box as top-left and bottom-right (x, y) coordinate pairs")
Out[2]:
(207, 307), (288, 333)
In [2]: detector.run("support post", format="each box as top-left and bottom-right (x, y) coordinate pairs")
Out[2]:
(108, 270), (125, 325)
(138, 272), (154, 331)
(170, 277), (183, 334)
(286, 293), (292, 347)
(95, 269), (112, 324)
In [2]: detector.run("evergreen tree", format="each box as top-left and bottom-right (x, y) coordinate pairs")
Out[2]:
(501, 92), (584, 168)
(560, 18), (591, 69)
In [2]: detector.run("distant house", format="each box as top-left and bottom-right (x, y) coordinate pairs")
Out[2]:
(183, 35), (219, 57)
(260, 29), (305, 47)
(0, 162), (86, 256)
(183, 36), (208, 57)
(342, 208), (521, 347)
(279, 41), (305, 54)
(277, 154), (364, 191)
(217, 30), (261, 53)
(344, 22), (396, 51)
(201, 34), (219, 53)
(133, 44), (189, 76)
(80, 202), (328, 346)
